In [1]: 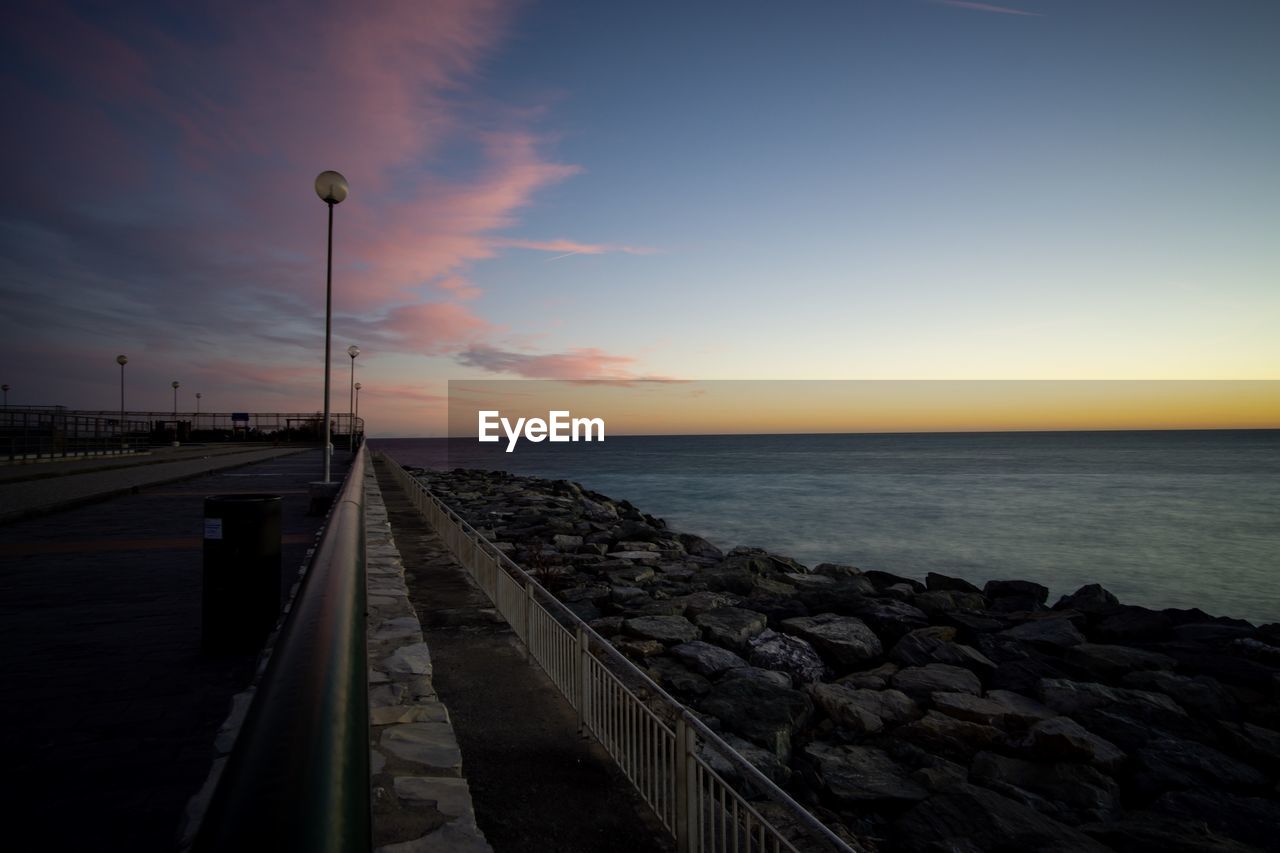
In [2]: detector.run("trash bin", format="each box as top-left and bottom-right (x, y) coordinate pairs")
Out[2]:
(202, 494), (283, 654)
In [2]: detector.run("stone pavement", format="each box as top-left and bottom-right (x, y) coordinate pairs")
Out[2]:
(0, 448), (350, 852)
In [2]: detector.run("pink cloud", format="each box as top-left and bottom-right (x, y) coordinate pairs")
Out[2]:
(457, 345), (644, 380)
(933, 1), (1042, 16)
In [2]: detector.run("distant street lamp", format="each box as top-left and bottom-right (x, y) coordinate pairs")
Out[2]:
(354, 382), (362, 429)
(196, 392), (202, 414)
(2, 383), (8, 408)
(116, 355), (127, 445)
(347, 345), (360, 451)
(172, 380), (180, 417)
(315, 169), (349, 483)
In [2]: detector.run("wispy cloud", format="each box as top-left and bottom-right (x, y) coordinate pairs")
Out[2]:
(933, 0), (1042, 16)
(457, 345), (643, 380)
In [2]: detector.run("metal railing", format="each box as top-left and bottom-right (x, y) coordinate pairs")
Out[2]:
(381, 453), (857, 853)
(1, 408), (365, 461)
(193, 445), (370, 852)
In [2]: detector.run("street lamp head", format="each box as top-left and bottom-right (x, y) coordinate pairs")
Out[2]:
(1, 384), (8, 392)
(314, 170), (349, 204)
(354, 382), (362, 390)
(196, 392), (202, 399)
(348, 345), (360, 359)
(172, 381), (180, 389)
(116, 354), (128, 366)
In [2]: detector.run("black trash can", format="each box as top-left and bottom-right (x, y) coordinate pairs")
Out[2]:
(203, 494), (283, 654)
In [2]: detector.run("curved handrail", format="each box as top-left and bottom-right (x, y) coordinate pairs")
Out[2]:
(193, 445), (370, 852)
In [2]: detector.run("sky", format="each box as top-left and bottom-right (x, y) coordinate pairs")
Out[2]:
(2, 0), (1277, 436)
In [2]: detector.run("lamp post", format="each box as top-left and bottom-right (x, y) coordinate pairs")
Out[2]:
(172, 380), (180, 417)
(347, 345), (359, 451)
(354, 382), (362, 429)
(116, 355), (127, 445)
(195, 392), (202, 432)
(2, 383), (8, 408)
(315, 170), (349, 483)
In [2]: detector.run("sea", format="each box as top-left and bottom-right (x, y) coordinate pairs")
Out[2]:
(370, 430), (1280, 625)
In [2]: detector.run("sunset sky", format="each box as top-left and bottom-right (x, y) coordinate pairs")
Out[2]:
(2, 1), (1277, 436)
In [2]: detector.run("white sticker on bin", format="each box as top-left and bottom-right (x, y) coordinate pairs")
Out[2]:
(204, 518), (223, 540)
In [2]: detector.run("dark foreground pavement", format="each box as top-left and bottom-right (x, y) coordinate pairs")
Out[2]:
(374, 457), (673, 853)
(0, 448), (351, 852)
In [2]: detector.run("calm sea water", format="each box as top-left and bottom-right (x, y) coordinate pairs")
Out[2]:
(372, 431), (1280, 624)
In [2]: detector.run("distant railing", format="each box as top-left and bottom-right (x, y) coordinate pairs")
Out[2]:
(0, 408), (364, 461)
(381, 453), (858, 853)
(193, 444), (370, 852)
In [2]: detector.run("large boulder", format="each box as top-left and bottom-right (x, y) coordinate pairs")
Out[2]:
(893, 781), (1111, 853)
(1064, 643), (1178, 681)
(809, 682), (922, 733)
(1017, 716), (1125, 770)
(668, 641), (749, 677)
(1038, 678), (1190, 731)
(895, 710), (1004, 762)
(970, 750), (1120, 824)
(930, 691), (1052, 730)
(779, 613), (883, 667)
(1092, 606), (1173, 643)
(848, 598), (929, 643)
(1081, 813), (1262, 853)
(747, 629), (826, 685)
(1001, 617), (1086, 649)
(803, 742), (929, 805)
(1152, 789), (1280, 852)
(645, 657), (711, 699)
(984, 579), (1050, 612)
(1133, 736), (1269, 797)
(1053, 584), (1119, 614)
(694, 607), (768, 651)
(622, 615), (698, 645)
(891, 626), (997, 674)
(697, 733), (790, 788)
(891, 664), (982, 700)
(926, 572), (983, 594)
(699, 675), (813, 759)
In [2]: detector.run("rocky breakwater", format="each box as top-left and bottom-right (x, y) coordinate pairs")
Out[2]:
(412, 467), (1280, 853)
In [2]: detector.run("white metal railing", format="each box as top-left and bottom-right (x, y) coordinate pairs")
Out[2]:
(380, 454), (859, 853)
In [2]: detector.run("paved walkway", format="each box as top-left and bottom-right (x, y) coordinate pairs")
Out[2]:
(0, 448), (351, 852)
(373, 457), (673, 853)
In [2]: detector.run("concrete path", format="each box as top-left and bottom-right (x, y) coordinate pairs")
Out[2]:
(0, 444), (314, 522)
(0, 449), (350, 852)
(373, 457), (673, 853)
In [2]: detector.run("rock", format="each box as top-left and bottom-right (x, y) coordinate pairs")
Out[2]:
(1152, 789), (1280, 852)
(944, 611), (1009, 634)
(622, 615), (698, 645)
(1122, 670), (1239, 720)
(894, 781), (1111, 853)
(1001, 616), (1086, 649)
(970, 751), (1120, 823)
(989, 656), (1076, 694)
(803, 742), (929, 804)
(838, 662), (899, 690)
(779, 613), (883, 667)
(813, 562), (863, 578)
(698, 733), (790, 788)
(811, 683), (922, 732)
(849, 598), (929, 643)
(609, 565), (656, 586)
(781, 572), (836, 590)
(562, 583), (611, 604)
(552, 533), (584, 551)
(700, 675), (813, 758)
(931, 691), (1046, 729)
(982, 690), (1057, 728)
(1133, 735), (1268, 796)
(1172, 622), (1257, 644)
(984, 579), (1050, 610)
(1216, 720), (1280, 772)
(720, 666), (793, 689)
(795, 576), (877, 613)
(1038, 678), (1190, 730)
(1018, 716), (1125, 770)
(615, 637), (665, 659)
(694, 606), (768, 651)
(1064, 643), (1178, 681)
(668, 641), (749, 677)
(891, 627), (997, 673)
(927, 572), (983, 594)
(808, 683), (883, 734)
(747, 629), (826, 685)
(645, 655), (716, 696)
(665, 591), (737, 619)
(892, 664), (983, 700)
(1092, 605), (1173, 643)
(1053, 584), (1120, 614)
(607, 550), (662, 563)
(676, 532), (723, 560)
(1081, 813), (1262, 853)
(896, 710), (1004, 761)
(864, 570), (926, 593)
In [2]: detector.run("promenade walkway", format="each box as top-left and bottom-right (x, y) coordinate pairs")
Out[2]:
(373, 457), (672, 853)
(0, 448), (350, 852)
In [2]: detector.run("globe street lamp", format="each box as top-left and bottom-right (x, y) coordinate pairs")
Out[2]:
(116, 355), (127, 446)
(315, 169), (348, 483)
(347, 345), (360, 451)
(172, 380), (180, 415)
(196, 392), (202, 414)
